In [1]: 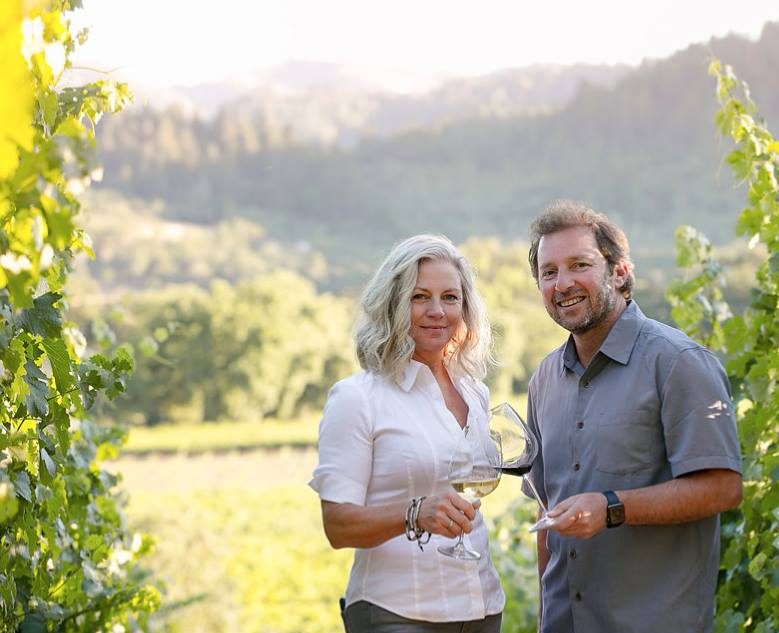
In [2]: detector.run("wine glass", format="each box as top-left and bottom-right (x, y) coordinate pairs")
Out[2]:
(489, 401), (555, 532)
(437, 425), (502, 560)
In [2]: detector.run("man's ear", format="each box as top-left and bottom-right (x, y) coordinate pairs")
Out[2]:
(612, 259), (630, 288)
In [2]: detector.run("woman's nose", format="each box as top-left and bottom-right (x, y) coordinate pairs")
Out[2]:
(427, 299), (445, 316)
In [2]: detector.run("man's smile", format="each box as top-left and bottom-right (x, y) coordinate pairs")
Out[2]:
(557, 296), (586, 308)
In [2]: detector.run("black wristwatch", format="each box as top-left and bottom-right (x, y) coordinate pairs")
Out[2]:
(603, 490), (625, 528)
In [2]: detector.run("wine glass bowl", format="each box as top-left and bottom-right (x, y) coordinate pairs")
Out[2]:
(488, 402), (555, 532)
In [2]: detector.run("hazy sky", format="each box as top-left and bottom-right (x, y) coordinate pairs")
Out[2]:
(71, 0), (779, 90)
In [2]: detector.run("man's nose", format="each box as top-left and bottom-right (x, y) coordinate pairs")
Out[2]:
(555, 271), (574, 292)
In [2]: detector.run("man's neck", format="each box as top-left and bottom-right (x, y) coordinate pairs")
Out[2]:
(572, 299), (628, 368)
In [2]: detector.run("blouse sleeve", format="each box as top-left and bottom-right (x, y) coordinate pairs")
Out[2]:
(308, 377), (373, 505)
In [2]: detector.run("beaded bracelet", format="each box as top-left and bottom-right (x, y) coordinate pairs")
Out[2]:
(404, 496), (431, 551)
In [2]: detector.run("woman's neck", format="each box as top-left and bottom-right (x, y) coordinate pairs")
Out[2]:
(412, 351), (447, 378)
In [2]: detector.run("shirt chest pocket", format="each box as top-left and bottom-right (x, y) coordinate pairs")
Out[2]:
(595, 409), (664, 476)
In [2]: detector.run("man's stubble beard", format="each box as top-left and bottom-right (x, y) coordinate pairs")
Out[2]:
(549, 272), (618, 335)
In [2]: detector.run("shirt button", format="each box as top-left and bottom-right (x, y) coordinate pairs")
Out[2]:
(582, 380), (590, 388)
(576, 421), (584, 429)
(575, 592), (582, 601)
(573, 463), (581, 471)
(569, 550), (577, 560)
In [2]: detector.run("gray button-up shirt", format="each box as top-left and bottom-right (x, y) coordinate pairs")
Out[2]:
(526, 301), (742, 633)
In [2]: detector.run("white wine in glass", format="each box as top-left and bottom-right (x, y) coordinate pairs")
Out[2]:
(451, 466), (501, 501)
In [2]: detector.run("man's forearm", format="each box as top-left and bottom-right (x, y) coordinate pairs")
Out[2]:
(546, 468), (742, 539)
(619, 468), (742, 526)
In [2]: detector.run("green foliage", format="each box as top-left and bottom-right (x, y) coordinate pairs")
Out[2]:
(666, 60), (779, 633)
(0, 2), (157, 630)
(107, 276), (358, 425)
(489, 498), (539, 632)
(665, 225), (731, 350)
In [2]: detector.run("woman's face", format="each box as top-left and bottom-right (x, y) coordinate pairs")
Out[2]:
(410, 259), (464, 365)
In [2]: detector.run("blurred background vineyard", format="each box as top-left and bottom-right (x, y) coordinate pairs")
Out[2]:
(59, 11), (779, 633)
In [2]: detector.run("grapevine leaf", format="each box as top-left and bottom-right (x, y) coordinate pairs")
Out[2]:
(42, 336), (74, 393)
(40, 448), (56, 477)
(23, 360), (49, 418)
(37, 89), (59, 130)
(16, 293), (63, 338)
(6, 272), (33, 308)
(13, 472), (32, 503)
(0, 482), (20, 524)
(20, 613), (45, 633)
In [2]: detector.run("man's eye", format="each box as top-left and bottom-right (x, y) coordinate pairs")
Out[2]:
(541, 270), (556, 279)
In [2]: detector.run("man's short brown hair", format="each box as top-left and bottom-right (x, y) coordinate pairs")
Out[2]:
(528, 199), (635, 299)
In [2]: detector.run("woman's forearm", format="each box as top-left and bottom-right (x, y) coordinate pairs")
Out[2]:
(322, 500), (407, 549)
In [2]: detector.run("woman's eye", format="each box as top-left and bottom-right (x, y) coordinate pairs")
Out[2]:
(412, 293), (428, 301)
(443, 294), (460, 302)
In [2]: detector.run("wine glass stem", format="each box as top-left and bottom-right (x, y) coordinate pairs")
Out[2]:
(522, 475), (548, 514)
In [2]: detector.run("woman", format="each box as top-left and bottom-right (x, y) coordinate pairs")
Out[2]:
(309, 234), (504, 632)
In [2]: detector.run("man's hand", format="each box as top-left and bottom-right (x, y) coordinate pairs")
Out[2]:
(547, 492), (607, 539)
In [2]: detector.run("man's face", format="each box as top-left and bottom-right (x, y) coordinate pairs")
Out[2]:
(536, 226), (625, 334)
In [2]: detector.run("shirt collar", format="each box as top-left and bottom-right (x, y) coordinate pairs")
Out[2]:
(399, 360), (427, 392)
(560, 300), (645, 373)
(398, 359), (466, 392)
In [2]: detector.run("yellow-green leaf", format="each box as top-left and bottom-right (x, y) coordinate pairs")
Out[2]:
(0, 0), (34, 178)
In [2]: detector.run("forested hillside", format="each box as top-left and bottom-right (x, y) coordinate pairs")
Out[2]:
(90, 23), (779, 282)
(65, 23), (778, 427)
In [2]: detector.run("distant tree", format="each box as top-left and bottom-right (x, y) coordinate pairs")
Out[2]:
(111, 274), (357, 425)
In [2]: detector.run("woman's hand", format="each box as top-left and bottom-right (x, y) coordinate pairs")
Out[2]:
(417, 492), (480, 538)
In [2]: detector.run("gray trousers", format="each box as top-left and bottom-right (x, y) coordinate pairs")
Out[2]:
(342, 600), (502, 633)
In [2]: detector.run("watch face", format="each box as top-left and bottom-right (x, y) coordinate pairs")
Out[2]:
(608, 504), (625, 527)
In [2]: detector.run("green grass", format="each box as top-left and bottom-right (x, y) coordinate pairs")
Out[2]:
(122, 416), (320, 455)
(119, 448), (352, 633)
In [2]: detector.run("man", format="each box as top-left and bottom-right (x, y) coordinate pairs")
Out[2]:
(525, 199), (742, 633)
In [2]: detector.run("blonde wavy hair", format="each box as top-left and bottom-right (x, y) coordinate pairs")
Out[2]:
(355, 234), (493, 383)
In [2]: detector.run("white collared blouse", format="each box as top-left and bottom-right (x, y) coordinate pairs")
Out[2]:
(309, 360), (505, 622)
